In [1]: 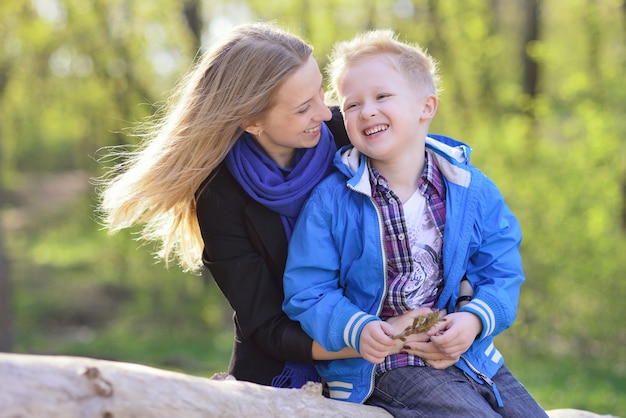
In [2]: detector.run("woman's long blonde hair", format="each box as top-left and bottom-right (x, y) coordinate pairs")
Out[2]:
(97, 22), (313, 272)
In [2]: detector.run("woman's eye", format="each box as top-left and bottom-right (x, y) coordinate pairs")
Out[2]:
(297, 105), (311, 114)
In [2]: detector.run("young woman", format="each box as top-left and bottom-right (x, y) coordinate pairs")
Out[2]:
(98, 22), (355, 388)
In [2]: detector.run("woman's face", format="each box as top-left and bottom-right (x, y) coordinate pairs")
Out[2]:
(248, 55), (332, 167)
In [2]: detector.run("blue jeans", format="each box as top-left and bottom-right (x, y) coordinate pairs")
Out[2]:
(365, 365), (548, 418)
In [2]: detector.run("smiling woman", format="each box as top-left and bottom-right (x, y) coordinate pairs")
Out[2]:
(95, 22), (354, 389)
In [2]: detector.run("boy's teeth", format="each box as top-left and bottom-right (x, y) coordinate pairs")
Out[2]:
(365, 125), (387, 135)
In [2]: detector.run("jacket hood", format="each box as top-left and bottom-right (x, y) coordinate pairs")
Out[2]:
(334, 134), (473, 189)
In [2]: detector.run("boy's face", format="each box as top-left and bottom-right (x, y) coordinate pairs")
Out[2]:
(338, 55), (435, 164)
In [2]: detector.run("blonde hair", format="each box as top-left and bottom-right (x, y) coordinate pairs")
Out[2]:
(326, 29), (440, 100)
(96, 22), (313, 272)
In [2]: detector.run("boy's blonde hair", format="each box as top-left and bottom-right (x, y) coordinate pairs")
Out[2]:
(327, 29), (440, 100)
(96, 22), (313, 271)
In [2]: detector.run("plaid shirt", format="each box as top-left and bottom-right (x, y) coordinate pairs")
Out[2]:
(370, 150), (446, 374)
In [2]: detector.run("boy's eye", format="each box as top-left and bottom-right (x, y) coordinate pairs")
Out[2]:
(377, 93), (390, 100)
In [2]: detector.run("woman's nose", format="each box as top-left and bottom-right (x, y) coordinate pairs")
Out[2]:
(316, 99), (332, 121)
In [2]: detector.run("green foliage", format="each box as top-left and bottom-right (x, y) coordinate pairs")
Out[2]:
(9, 191), (233, 376)
(1, 0), (625, 415)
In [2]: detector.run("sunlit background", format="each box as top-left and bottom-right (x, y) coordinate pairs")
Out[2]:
(0, 0), (625, 415)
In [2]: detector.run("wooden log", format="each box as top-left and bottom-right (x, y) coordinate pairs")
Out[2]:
(0, 353), (618, 418)
(0, 353), (391, 417)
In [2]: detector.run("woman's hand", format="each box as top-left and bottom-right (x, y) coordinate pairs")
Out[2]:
(384, 308), (433, 354)
(384, 307), (435, 333)
(402, 339), (460, 369)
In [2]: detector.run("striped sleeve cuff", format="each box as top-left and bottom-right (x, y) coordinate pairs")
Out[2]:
(343, 311), (379, 352)
(459, 299), (496, 339)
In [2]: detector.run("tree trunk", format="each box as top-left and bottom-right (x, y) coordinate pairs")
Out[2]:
(0, 66), (13, 353)
(182, 0), (202, 53)
(0, 242), (11, 352)
(522, 0), (541, 99)
(0, 353), (391, 418)
(0, 353), (617, 418)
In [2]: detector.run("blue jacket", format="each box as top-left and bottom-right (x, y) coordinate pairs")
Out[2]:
(283, 134), (524, 404)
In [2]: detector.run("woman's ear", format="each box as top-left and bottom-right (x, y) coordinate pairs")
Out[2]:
(240, 117), (263, 136)
(420, 94), (438, 121)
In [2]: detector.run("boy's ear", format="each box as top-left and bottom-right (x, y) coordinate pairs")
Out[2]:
(421, 94), (438, 121)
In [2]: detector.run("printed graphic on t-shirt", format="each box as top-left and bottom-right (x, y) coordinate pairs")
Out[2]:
(400, 190), (443, 309)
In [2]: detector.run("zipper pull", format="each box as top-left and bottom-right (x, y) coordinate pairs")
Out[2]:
(461, 356), (505, 408)
(477, 372), (504, 407)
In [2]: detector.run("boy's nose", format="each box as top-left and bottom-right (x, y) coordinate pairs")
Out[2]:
(360, 102), (377, 118)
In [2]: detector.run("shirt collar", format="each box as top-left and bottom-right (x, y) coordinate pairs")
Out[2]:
(421, 150), (446, 198)
(367, 151), (445, 198)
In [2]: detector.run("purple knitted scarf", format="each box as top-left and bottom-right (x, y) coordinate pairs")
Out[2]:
(225, 123), (335, 238)
(225, 123), (335, 388)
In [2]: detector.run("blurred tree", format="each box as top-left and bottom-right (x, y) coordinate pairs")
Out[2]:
(0, 126), (12, 352)
(0, 2), (14, 352)
(0, 226), (11, 352)
(183, 0), (203, 51)
(522, 0), (540, 101)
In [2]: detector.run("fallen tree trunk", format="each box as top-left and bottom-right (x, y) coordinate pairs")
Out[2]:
(0, 353), (391, 418)
(0, 353), (617, 418)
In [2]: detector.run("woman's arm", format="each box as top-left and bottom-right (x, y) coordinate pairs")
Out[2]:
(196, 166), (314, 364)
(312, 341), (359, 360)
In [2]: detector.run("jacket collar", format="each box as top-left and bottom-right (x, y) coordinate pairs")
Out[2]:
(335, 134), (473, 192)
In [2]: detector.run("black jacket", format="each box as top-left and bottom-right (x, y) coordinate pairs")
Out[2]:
(195, 107), (349, 386)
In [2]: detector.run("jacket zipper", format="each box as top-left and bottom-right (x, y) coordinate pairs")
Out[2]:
(347, 183), (388, 403)
(460, 355), (504, 407)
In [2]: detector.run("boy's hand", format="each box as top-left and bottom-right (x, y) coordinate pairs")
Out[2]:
(359, 321), (395, 364)
(427, 311), (482, 358)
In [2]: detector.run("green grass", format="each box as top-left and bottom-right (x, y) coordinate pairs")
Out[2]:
(17, 327), (233, 378)
(501, 344), (625, 416)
